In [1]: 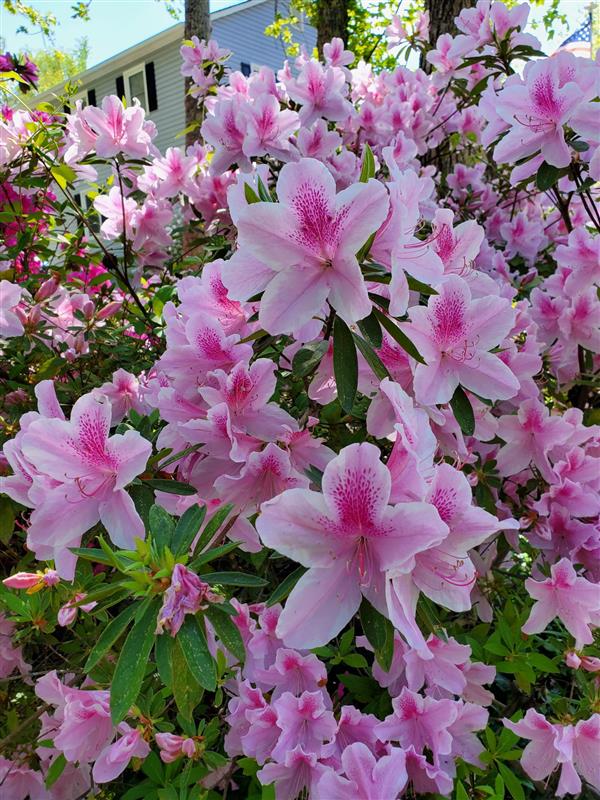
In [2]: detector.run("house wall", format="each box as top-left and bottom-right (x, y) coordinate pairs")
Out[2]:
(73, 0), (316, 154)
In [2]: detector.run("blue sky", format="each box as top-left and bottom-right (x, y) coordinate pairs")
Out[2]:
(0, 0), (591, 68)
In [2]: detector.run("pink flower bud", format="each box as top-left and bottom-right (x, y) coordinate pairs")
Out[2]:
(566, 651), (582, 669)
(3, 572), (43, 589)
(34, 277), (59, 301)
(43, 570), (60, 587)
(96, 300), (123, 320)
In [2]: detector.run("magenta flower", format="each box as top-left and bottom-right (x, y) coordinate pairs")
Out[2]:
(234, 158), (389, 333)
(82, 95), (156, 159)
(522, 558), (600, 649)
(314, 742), (408, 800)
(93, 726), (150, 783)
(0, 280), (24, 338)
(156, 563), (218, 636)
(256, 745), (320, 800)
(375, 688), (458, 758)
(256, 442), (448, 648)
(271, 690), (336, 761)
(496, 399), (572, 481)
(402, 275), (519, 405)
(21, 393), (151, 579)
(94, 368), (148, 425)
(57, 593), (97, 627)
(494, 52), (596, 177)
(155, 732), (197, 763)
(284, 60), (354, 127)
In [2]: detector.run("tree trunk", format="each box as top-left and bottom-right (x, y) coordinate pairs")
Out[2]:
(184, 0), (210, 149)
(421, 0), (476, 71)
(316, 0), (350, 56)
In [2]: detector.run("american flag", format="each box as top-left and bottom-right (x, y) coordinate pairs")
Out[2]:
(559, 12), (592, 58)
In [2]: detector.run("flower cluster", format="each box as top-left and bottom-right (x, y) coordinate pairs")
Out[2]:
(0, 3), (599, 798)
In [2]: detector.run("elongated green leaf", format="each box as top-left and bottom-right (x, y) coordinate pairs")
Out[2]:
(154, 632), (173, 688)
(172, 504), (206, 557)
(497, 761), (525, 800)
(45, 753), (67, 789)
(50, 163), (77, 190)
(129, 483), (154, 531)
(257, 176), (272, 202)
(333, 316), (358, 413)
(357, 310), (382, 349)
(69, 547), (119, 567)
(372, 308), (426, 365)
(244, 183), (260, 204)
(149, 504), (174, 553)
(359, 143), (375, 182)
(145, 479), (197, 496)
(171, 636), (203, 720)
(202, 571), (267, 587)
(193, 503), (234, 555)
(267, 566), (306, 607)
(292, 341), (329, 377)
(110, 598), (159, 724)
(406, 274), (438, 296)
(352, 333), (390, 381)
(359, 599), (395, 672)
(450, 385), (475, 436)
(189, 539), (240, 570)
(178, 616), (216, 691)
(205, 605), (245, 662)
(85, 602), (139, 671)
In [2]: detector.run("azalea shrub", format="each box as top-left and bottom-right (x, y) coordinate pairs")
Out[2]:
(1, 2), (600, 798)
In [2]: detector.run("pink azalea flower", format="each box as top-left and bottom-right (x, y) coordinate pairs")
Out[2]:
(496, 399), (572, 481)
(257, 647), (327, 700)
(155, 732), (197, 763)
(201, 96), (250, 175)
(94, 187), (137, 240)
(271, 690), (336, 761)
(256, 442), (448, 648)
(242, 94), (299, 161)
(94, 368), (148, 425)
(57, 593), (97, 627)
(522, 558), (600, 649)
(404, 634), (471, 696)
(93, 726), (150, 783)
(82, 95), (156, 159)
(21, 392), (151, 579)
(284, 60), (354, 127)
(0, 757), (45, 800)
(402, 275), (519, 405)
(156, 563), (219, 636)
(234, 158), (389, 333)
(0, 612), (30, 679)
(256, 745), (321, 800)
(376, 688), (458, 757)
(573, 715), (600, 793)
(494, 52), (596, 177)
(314, 742), (408, 800)
(0, 279), (24, 338)
(321, 705), (379, 768)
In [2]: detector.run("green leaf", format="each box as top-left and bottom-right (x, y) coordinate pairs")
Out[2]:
(193, 503), (234, 555)
(244, 183), (260, 204)
(154, 633), (173, 688)
(69, 547), (120, 567)
(172, 504), (206, 557)
(357, 310), (383, 349)
(333, 316), (358, 413)
(144, 479), (197, 496)
(50, 163), (77, 190)
(455, 782), (470, 800)
(110, 598), (159, 724)
(343, 653), (369, 668)
(177, 616), (216, 691)
(450, 385), (475, 436)
(45, 753), (67, 789)
(267, 566), (306, 607)
(360, 599), (395, 672)
(257, 176), (272, 202)
(171, 636), (203, 720)
(0, 496), (16, 544)
(406, 274), (438, 295)
(359, 143), (376, 182)
(292, 341), (329, 377)
(190, 539), (240, 570)
(497, 762), (525, 800)
(84, 602), (139, 671)
(205, 605), (245, 663)
(202, 571), (267, 587)
(528, 653), (559, 674)
(130, 484), (155, 531)
(149, 505), (175, 553)
(536, 161), (561, 192)
(352, 333), (390, 381)
(372, 308), (426, 364)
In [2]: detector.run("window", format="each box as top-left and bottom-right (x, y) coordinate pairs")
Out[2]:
(124, 63), (148, 110)
(240, 62), (251, 77)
